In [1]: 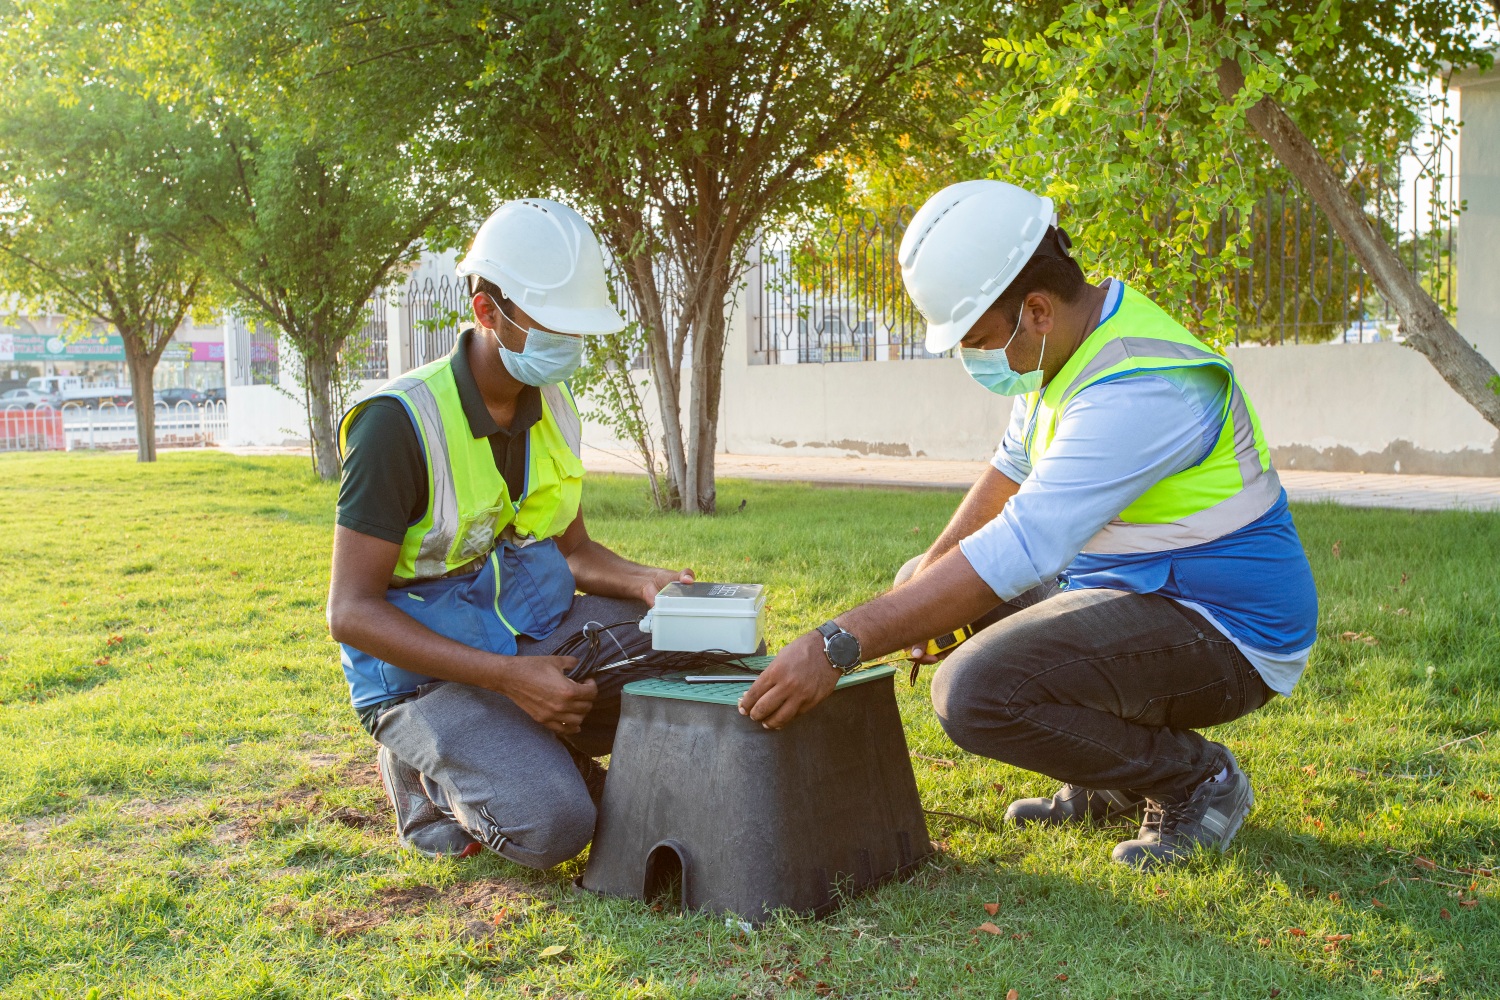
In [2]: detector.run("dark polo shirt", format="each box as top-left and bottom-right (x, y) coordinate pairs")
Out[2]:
(336, 329), (542, 545)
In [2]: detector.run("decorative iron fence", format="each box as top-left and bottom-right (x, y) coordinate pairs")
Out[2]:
(228, 315), (281, 385)
(345, 287), (390, 381)
(404, 274), (468, 368)
(1204, 142), (1456, 346)
(753, 144), (1456, 360)
(753, 208), (929, 364)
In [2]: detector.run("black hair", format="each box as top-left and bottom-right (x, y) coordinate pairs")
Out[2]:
(988, 226), (1087, 326)
(468, 275), (514, 321)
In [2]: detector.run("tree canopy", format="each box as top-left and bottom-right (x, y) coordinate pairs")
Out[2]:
(264, 0), (996, 509)
(963, 0), (1500, 425)
(0, 8), (219, 461)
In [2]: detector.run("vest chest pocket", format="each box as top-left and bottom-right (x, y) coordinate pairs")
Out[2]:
(448, 503), (515, 567)
(552, 444), (584, 482)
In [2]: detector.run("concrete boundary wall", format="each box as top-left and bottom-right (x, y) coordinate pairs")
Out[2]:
(580, 293), (1500, 478)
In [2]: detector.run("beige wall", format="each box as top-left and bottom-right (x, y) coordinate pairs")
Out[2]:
(582, 293), (1500, 476)
(1456, 64), (1500, 366)
(1229, 343), (1499, 476)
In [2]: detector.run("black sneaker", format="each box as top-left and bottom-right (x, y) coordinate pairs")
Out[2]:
(377, 745), (480, 858)
(1005, 784), (1145, 827)
(1111, 747), (1254, 870)
(567, 744), (609, 807)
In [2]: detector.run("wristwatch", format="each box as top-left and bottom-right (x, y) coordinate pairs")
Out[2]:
(815, 621), (863, 674)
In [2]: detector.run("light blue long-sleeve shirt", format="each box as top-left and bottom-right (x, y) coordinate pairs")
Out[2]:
(957, 283), (1315, 695)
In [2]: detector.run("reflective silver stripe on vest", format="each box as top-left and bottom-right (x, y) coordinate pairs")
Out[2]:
(1066, 336), (1223, 395)
(1081, 467), (1282, 555)
(400, 380), (459, 579)
(540, 383), (582, 457)
(1227, 380), (1263, 485)
(383, 376), (426, 395)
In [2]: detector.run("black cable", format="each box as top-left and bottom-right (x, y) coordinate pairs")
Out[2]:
(550, 619), (762, 682)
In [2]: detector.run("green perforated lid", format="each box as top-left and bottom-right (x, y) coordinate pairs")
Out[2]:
(623, 657), (898, 706)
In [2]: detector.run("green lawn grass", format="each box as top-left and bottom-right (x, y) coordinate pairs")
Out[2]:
(0, 451), (1496, 999)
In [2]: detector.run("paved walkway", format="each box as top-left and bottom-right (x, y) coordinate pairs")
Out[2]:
(216, 442), (1500, 512)
(581, 446), (1500, 512)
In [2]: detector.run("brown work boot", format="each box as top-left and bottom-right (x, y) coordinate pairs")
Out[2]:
(1005, 784), (1145, 827)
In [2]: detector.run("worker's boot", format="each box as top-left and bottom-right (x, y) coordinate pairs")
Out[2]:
(1005, 784), (1145, 827)
(1111, 746), (1253, 871)
(377, 746), (481, 858)
(567, 744), (609, 807)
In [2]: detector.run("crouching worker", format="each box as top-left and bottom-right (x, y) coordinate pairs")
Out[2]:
(327, 200), (692, 867)
(738, 181), (1318, 870)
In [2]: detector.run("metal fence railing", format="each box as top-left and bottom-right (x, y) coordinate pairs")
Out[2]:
(754, 208), (932, 364)
(345, 287), (389, 381)
(404, 274), (467, 368)
(0, 402), (229, 453)
(752, 142), (1455, 360)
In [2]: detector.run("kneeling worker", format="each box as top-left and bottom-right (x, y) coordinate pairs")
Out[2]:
(328, 200), (693, 867)
(739, 180), (1317, 869)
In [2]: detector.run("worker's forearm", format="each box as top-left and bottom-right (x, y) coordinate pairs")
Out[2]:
(566, 539), (657, 601)
(839, 548), (1000, 661)
(329, 595), (529, 693)
(914, 467), (1022, 575)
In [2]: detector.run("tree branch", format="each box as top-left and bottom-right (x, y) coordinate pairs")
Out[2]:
(1214, 54), (1500, 429)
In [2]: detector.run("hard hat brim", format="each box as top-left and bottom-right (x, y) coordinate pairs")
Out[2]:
(524, 303), (628, 337)
(923, 285), (1006, 354)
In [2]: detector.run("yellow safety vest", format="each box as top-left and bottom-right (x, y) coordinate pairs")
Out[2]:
(338, 356), (584, 581)
(1023, 284), (1280, 554)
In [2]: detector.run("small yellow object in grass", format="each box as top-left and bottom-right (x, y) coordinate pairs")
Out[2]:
(538, 944), (567, 958)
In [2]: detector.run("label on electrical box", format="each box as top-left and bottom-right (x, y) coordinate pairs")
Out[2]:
(666, 583), (761, 600)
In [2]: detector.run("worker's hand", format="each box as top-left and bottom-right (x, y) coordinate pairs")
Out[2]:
(905, 640), (960, 667)
(737, 631), (840, 730)
(500, 656), (597, 735)
(641, 567), (695, 607)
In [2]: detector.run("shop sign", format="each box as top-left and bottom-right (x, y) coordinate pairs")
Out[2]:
(0, 329), (126, 362)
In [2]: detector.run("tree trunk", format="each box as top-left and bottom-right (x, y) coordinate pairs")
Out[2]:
(125, 350), (158, 463)
(685, 275), (730, 513)
(625, 253), (688, 508)
(1215, 57), (1500, 431)
(304, 353), (341, 480)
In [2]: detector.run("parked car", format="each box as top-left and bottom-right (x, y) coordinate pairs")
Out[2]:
(201, 386), (226, 404)
(0, 387), (62, 410)
(155, 387), (206, 407)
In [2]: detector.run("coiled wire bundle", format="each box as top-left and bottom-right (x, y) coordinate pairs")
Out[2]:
(555, 619), (762, 682)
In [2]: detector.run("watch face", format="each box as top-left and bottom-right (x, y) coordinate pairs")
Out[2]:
(826, 631), (862, 668)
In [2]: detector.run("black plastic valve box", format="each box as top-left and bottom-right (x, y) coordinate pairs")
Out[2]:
(580, 660), (931, 924)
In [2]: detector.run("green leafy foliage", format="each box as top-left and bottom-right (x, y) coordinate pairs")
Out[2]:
(0, 6), (220, 460)
(960, 0), (1495, 345)
(258, 0), (997, 508)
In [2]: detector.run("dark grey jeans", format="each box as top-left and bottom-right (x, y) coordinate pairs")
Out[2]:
(897, 557), (1274, 800)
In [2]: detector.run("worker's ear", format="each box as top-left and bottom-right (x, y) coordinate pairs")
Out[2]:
(472, 292), (498, 331)
(1022, 291), (1055, 338)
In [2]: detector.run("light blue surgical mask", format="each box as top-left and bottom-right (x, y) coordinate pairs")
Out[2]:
(959, 308), (1046, 396)
(488, 297), (584, 386)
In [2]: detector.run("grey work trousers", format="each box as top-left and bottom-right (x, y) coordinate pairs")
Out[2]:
(371, 594), (651, 869)
(897, 556), (1275, 800)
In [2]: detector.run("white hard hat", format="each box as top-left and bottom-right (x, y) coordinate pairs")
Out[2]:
(899, 180), (1056, 353)
(456, 198), (626, 335)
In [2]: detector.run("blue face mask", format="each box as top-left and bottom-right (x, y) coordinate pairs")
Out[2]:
(489, 297), (584, 386)
(959, 308), (1046, 397)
